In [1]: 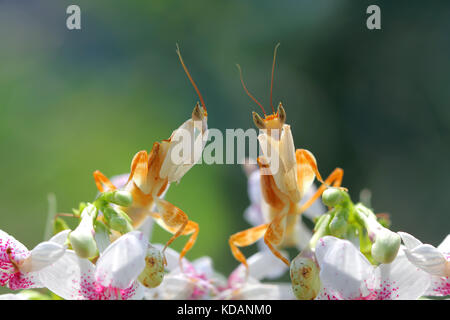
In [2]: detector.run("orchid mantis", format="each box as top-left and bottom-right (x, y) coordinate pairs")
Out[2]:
(229, 44), (344, 268)
(92, 46), (208, 265)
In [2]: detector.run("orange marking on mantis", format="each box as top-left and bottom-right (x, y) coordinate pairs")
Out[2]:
(296, 167), (344, 216)
(229, 224), (269, 268)
(93, 170), (117, 192)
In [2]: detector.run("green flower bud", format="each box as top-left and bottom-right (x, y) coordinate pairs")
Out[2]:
(138, 246), (165, 288)
(329, 214), (347, 237)
(69, 204), (98, 259)
(290, 250), (321, 300)
(371, 229), (401, 264)
(109, 216), (133, 234)
(101, 190), (133, 207)
(103, 207), (133, 234)
(322, 188), (347, 207)
(354, 204), (400, 264)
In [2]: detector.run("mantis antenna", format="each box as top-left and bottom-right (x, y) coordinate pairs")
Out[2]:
(237, 63), (267, 116)
(270, 43), (281, 114)
(176, 43), (206, 112)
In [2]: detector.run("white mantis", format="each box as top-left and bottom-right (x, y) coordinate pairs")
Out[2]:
(93, 45), (208, 265)
(229, 44), (345, 268)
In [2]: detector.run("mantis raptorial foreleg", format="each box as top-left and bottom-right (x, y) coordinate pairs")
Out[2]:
(295, 167), (344, 216)
(264, 212), (290, 266)
(93, 170), (117, 192)
(228, 224), (269, 268)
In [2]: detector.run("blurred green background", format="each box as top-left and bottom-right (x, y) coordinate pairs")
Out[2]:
(1, 0), (449, 293)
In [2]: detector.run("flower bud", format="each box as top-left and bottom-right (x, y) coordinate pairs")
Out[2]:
(101, 190), (133, 207)
(354, 204), (400, 264)
(103, 207), (133, 234)
(109, 216), (133, 234)
(371, 228), (401, 264)
(138, 246), (165, 288)
(290, 250), (321, 300)
(69, 204), (98, 259)
(329, 212), (347, 237)
(322, 188), (347, 207)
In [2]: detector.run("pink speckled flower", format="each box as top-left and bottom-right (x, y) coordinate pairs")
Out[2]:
(314, 236), (430, 300)
(144, 245), (293, 300)
(40, 231), (148, 300)
(0, 229), (66, 290)
(216, 251), (293, 300)
(144, 245), (217, 300)
(399, 232), (449, 297)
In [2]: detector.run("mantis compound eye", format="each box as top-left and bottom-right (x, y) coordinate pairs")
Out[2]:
(252, 111), (266, 129)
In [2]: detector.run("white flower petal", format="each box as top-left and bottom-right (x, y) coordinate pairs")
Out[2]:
(315, 236), (373, 299)
(315, 287), (342, 300)
(398, 232), (423, 250)
(95, 231), (147, 289)
(247, 170), (262, 205)
(234, 283), (283, 300)
(295, 221), (313, 251)
(192, 257), (215, 278)
(0, 293), (27, 300)
(145, 273), (195, 300)
(109, 174), (130, 190)
(23, 241), (65, 272)
(128, 281), (144, 300)
(48, 230), (71, 246)
(437, 235), (450, 253)
(373, 248), (430, 299)
(274, 282), (296, 300)
(153, 244), (185, 272)
(39, 250), (95, 300)
(228, 251), (288, 287)
(404, 244), (447, 277)
(0, 229), (30, 262)
(425, 275), (449, 297)
(7, 271), (42, 290)
(244, 205), (264, 227)
(136, 217), (154, 242)
(247, 251), (288, 280)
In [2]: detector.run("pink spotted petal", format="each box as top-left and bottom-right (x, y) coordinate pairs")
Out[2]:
(7, 271), (41, 290)
(425, 276), (450, 297)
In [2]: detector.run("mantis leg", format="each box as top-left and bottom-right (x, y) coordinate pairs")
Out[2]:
(153, 199), (189, 253)
(179, 221), (199, 261)
(264, 213), (290, 266)
(296, 167), (344, 215)
(127, 150), (149, 192)
(228, 224), (269, 268)
(93, 170), (117, 192)
(148, 210), (199, 268)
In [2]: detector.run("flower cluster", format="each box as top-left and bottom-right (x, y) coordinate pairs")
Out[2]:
(1, 86), (448, 300)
